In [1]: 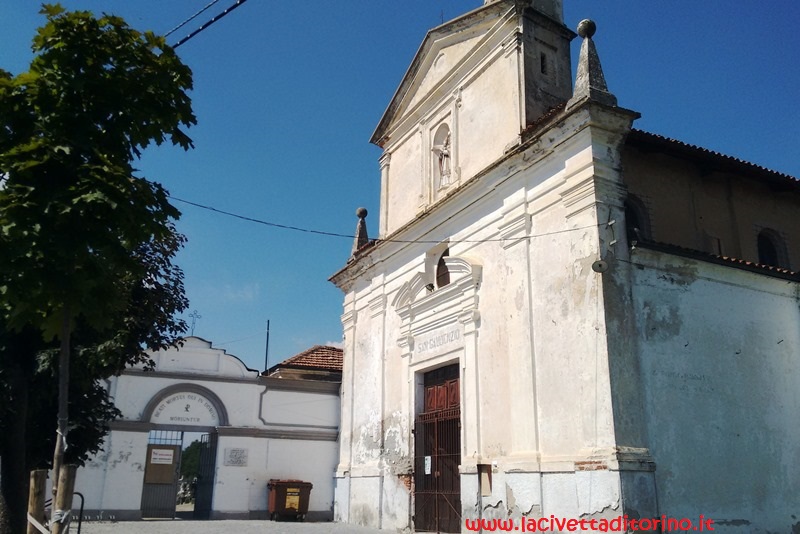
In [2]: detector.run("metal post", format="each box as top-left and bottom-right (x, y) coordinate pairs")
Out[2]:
(264, 320), (270, 372)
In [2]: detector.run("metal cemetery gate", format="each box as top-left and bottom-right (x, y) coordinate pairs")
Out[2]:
(193, 431), (218, 519)
(141, 431), (182, 518)
(414, 365), (461, 532)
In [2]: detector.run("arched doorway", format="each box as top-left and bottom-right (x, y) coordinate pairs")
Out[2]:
(139, 384), (229, 519)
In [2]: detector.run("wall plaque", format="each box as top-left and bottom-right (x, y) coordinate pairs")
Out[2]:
(224, 447), (248, 467)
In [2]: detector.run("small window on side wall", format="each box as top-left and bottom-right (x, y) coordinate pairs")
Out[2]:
(757, 228), (789, 269)
(625, 195), (651, 244)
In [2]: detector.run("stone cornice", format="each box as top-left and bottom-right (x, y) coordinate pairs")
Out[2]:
(122, 369), (340, 394)
(123, 368), (259, 385)
(107, 420), (337, 442)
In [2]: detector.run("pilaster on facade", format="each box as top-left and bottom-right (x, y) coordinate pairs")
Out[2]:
(379, 152), (391, 237)
(341, 308), (357, 333)
(368, 294), (387, 319)
(499, 188), (532, 249)
(502, 30), (523, 58)
(460, 306), (482, 466)
(499, 211), (531, 249)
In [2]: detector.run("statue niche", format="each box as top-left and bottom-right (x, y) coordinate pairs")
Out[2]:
(431, 124), (452, 189)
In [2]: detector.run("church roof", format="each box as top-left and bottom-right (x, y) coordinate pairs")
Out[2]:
(626, 129), (799, 190)
(521, 110), (798, 191)
(635, 239), (799, 281)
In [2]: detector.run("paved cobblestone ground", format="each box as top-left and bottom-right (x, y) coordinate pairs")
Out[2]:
(76, 520), (386, 534)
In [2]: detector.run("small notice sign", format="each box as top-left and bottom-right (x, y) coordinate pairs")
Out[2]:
(285, 488), (300, 511)
(424, 456), (432, 475)
(150, 448), (174, 465)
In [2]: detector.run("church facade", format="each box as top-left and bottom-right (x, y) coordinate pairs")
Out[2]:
(330, 1), (800, 532)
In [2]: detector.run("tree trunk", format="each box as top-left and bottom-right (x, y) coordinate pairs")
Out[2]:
(0, 362), (30, 534)
(51, 308), (71, 501)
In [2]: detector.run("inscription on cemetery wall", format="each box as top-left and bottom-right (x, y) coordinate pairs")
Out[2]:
(151, 392), (220, 426)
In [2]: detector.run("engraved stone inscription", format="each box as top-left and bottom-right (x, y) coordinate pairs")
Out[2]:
(413, 324), (463, 359)
(224, 448), (248, 467)
(151, 392), (220, 426)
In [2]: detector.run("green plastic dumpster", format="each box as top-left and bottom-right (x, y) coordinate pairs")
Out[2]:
(267, 479), (313, 521)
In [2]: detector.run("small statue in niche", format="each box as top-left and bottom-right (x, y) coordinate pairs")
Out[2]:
(432, 131), (451, 187)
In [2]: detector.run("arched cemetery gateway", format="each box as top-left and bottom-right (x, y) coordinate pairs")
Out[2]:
(74, 337), (342, 520)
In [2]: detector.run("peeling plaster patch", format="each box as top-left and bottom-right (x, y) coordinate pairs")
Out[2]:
(575, 460), (608, 471)
(485, 443), (507, 457)
(397, 474), (413, 491)
(501, 474), (542, 519)
(505, 483), (516, 512)
(482, 499), (508, 520)
(110, 450), (132, 469)
(514, 286), (525, 311)
(655, 266), (697, 288)
(353, 410), (382, 463)
(521, 503), (540, 517)
(383, 411), (411, 473)
(560, 298), (569, 319)
(575, 471), (620, 515)
(383, 421), (403, 452)
(351, 504), (375, 527)
(579, 504), (622, 520)
(641, 301), (682, 340)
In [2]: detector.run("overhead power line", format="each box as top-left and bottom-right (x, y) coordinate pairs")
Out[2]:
(169, 195), (604, 245)
(172, 0), (249, 49)
(165, 0), (222, 37)
(170, 195), (355, 239)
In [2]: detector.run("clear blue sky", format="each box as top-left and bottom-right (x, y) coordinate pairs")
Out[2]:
(2, 1), (798, 371)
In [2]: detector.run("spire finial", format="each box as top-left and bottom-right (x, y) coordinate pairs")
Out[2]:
(351, 207), (369, 256)
(576, 19), (596, 39)
(566, 19), (617, 110)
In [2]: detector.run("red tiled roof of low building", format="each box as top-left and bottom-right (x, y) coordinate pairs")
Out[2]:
(274, 345), (343, 372)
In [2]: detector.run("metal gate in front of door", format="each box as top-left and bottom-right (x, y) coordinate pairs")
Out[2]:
(414, 365), (461, 533)
(141, 431), (182, 518)
(193, 431), (218, 519)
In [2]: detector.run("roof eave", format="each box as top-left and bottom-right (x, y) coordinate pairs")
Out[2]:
(627, 129), (799, 191)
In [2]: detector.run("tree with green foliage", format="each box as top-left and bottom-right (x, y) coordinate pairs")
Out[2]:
(0, 4), (196, 532)
(180, 440), (203, 482)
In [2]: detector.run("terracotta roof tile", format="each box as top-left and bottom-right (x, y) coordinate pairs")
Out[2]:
(627, 129), (799, 189)
(273, 345), (343, 372)
(635, 239), (799, 281)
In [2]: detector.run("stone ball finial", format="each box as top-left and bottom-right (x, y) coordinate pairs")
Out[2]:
(356, 207), (368, 219)
(577, 19), (596, 39)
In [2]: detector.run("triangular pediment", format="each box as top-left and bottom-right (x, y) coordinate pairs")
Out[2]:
(371, 1), (517, 146)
